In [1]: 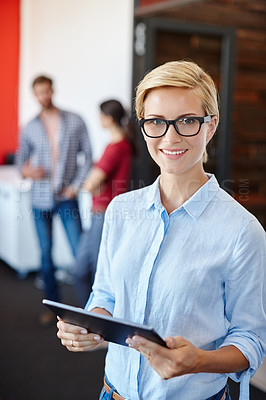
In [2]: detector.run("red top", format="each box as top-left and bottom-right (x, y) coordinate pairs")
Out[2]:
(92, 139), (132, 212)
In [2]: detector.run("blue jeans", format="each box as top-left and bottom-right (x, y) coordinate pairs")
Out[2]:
(206, 384), (231, 400)
(32, 199), (82, 301)
(72, 212), (105, 306)
(99, 376), (231, 400)
(99, 376), (122, 400)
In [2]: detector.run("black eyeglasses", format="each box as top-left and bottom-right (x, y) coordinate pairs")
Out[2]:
(139, 115), (213, 138)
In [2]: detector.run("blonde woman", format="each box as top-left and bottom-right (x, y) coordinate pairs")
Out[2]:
(57, 61), (266, 400)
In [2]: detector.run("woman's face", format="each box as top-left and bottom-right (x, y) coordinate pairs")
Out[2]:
(142, 86), (217, 179)
(100, 111), (113, 129)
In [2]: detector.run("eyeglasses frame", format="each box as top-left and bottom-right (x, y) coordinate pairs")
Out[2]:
(139, 115), (213, 138)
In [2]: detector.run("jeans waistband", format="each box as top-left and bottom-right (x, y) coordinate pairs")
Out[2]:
(103, 376), (227, 400)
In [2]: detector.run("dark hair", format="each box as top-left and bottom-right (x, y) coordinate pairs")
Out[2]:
(100, 99), (138, 156)
(32, 75), (53, 88)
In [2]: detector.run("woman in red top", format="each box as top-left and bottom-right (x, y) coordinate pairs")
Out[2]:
(73, 99), (137, 306)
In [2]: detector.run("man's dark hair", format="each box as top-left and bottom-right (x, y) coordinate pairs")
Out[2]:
(32, 75), (53, 88)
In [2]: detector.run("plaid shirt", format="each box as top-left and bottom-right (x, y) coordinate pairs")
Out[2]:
(16, 109), (92, 209)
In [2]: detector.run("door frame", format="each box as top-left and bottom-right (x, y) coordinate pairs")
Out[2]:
(132, 17), (236, 185)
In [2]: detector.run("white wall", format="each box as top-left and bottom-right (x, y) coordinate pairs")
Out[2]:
(19, 0), (134, 160)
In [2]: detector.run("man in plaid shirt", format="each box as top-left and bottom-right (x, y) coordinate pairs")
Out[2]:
(16, 75), (92, 326)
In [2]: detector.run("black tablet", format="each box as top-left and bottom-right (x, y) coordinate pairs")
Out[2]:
(42, 299), (166, 348)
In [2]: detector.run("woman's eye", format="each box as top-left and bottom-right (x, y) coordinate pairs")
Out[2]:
(152, 119), (164, 125)
(181, 118), (195, 125)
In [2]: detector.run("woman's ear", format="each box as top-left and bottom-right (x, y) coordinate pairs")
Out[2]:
(206, 115), (218, 144)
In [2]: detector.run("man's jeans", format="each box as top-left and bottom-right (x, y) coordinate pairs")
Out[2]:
(33, 199), (82, 301)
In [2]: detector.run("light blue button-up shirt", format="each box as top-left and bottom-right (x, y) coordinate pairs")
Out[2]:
(86, 175), (266, 400)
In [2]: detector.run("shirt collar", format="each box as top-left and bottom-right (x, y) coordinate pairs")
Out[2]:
(144, 176), (162, 211)
(181, 174), (220, 219)
(144, 174), (220, 219)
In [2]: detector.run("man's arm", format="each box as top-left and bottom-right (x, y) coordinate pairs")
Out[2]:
(16, 129), (46, 180)
(21, 160), (46, 180)
(71, 118), (93, 190)
(16, 128), (31, 172)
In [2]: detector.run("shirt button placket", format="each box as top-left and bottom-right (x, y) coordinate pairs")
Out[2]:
(132, 210), (166, 399)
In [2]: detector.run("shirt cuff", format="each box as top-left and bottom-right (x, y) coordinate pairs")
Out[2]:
(219, 337), (264, 381)
(85, 291), (115, 316)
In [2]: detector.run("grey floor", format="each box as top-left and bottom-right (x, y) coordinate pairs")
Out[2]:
(0, 261), (106, 400)
(0, 261), (265, 400)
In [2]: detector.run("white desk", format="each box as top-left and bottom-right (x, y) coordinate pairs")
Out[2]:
(0, 166), (77, 276)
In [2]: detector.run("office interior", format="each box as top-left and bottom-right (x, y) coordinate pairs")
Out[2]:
(0, 0), (265, 399)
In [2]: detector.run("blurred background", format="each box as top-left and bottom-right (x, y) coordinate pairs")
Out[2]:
(0, 0), (265, 399)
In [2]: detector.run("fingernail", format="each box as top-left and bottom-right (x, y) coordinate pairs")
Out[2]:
(81, 329), (87, 334)
(132, 337), (141, 344)
(94, 335), (102, 341)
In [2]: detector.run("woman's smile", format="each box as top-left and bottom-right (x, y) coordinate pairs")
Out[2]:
(160, 148), (188, 159)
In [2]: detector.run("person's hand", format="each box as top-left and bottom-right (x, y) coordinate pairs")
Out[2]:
(59, 186), (77, 199)
(126, 335), (202, 379)
(57, 317), (104, 352)
(81, 167), (107, 195)
(21, 160), (46, 180)
(82, 179), (92, 192)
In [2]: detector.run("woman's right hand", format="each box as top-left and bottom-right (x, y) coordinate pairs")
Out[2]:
(57, 317), (104, 352)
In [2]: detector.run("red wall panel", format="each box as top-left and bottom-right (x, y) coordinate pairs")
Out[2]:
(0, 0), (20, 164)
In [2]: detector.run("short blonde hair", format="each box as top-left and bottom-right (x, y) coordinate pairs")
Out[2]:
(135, 61), (219, 162)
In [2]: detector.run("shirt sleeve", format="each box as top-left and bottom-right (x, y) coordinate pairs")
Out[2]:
(71, 117), (92, 189)
(219, 219), (266, 396)
(95, 142), (122, 176)
(85, 205), (115, 315)
(16, 126), (31, 172)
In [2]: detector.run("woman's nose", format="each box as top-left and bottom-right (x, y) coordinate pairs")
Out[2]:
(164, 123), (182, 143)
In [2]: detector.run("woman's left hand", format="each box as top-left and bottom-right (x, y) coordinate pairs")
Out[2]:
(126, 335), (202, 379)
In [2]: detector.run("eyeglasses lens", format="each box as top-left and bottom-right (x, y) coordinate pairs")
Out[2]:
(144, 118), (200, 137)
